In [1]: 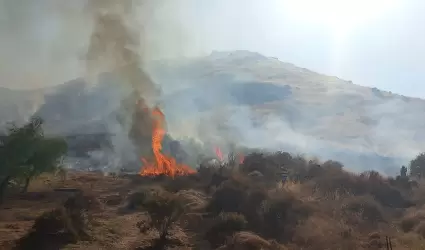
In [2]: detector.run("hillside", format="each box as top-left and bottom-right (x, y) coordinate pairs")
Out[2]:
(1, 50), (424, 173)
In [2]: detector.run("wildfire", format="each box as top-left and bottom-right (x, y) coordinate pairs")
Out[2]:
(139, 106), (196, 177)
(214, 146), (224, 161)
(237, 153), (245, 164)
(214, 146), (245, 164)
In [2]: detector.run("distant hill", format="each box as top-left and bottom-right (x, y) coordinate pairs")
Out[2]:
(1, 50), (423, 174)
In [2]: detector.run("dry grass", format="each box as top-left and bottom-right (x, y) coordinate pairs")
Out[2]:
(1, 153), (425, 249)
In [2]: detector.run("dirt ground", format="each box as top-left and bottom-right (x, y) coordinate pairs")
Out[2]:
(0, 171), (157, 250)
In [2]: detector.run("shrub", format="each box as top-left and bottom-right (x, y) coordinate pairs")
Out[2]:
(240, 152), (278, 179)
(315, 170), (411, 208)
(415, 221), (425, 238)
(162, 175), (203, 193)
(242, 187), (268, 231)
(314, 171), (362, 196)
(342, 195), (385, 225)
(260, 191), (312, 242)
(137, 189), (187, 249)
(401, 217), (417, 232)
(207, 180), (248, 215)
(205, 212), (247, 248)
(400, 211), (425, 232)
(364, 232), (385, 249)
(125, 186), (165, 210)
(292, 215), (357, 250)
(175, 189), (207, 211)
(15, 194), (90, 249)
(322, 160), (344, 172)
(219, 231), (288, 250)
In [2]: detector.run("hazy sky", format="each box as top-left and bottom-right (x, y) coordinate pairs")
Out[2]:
(1, 0), (425, 98)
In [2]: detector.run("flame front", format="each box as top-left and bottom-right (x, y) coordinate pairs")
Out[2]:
(139, 106), (196, 177)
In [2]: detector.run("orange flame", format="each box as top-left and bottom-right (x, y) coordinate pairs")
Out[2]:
(214, 146), (224, 161)
(139, 106), (196, 177)
(237, 153), (245, 164)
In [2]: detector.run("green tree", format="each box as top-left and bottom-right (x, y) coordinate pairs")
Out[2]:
(0, 117), (67, 202)
(20, 136), (68, 192)
(0, 117), (43, 202)
(409, 153), (425, 178)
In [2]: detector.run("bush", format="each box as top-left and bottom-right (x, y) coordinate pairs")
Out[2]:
(314, 170), (411, 208)
(125, 186), (165, 210)
(15, 194), (90, 249)
(205, 212), (247, 248)
(240, 152), (278, 179)
(260, 191), (312, 242)
(162, 175), (203, 193)
(401, 216), (418, 232)
(219, 231), (288, 250)
(400, 211), (425, 232)
(241, 187), (268, 231)
(342, 195), (385, 224)
(415, 221), (425, 238)
(207, 180), (248, 215)
(137, 189), (187, 249)
(314, 171), (361, 196)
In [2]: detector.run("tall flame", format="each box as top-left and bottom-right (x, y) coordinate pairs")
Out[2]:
(215, 146), (224, 161)
(139, 106), (196, 177)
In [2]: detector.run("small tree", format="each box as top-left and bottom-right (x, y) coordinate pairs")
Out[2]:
(138, 190), (186, 249)
(21, 136), (68, 192)
(409, 153), (425, 178)
(0, 117), (44, 202)
(0, 116), (68, 201)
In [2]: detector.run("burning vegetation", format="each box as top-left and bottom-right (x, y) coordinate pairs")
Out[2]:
(139, 105), (195, 177)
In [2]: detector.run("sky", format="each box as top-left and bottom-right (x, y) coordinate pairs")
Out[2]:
(0, 0), (425, 98)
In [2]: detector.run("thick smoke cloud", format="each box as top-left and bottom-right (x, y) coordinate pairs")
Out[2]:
(83, 0), (163, 170)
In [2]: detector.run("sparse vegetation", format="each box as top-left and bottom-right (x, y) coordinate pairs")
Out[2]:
(4, 148), (425, 249)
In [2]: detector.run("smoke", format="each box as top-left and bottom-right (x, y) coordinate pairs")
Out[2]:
(1, 1), (421, 175)
(0, 0), (203, 171)
(82, 0), (161, 170)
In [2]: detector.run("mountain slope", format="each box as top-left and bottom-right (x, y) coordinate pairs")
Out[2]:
(0, 50), (423, 173)
(154, 51), (424, 165)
